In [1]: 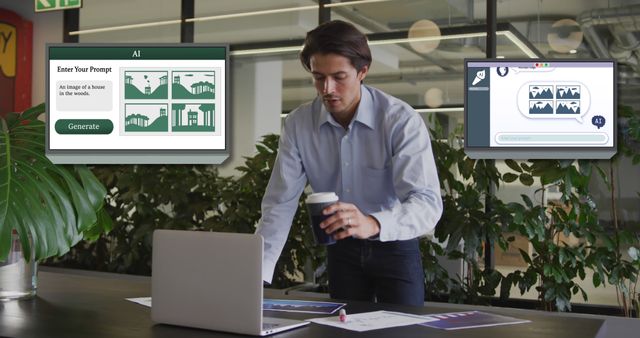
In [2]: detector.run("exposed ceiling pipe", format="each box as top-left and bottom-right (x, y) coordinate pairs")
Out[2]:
(320, 0), (456, 71)
(577, 5), (640, 73)
(609, 25), (640, 70)
(462, 0), (480, 52)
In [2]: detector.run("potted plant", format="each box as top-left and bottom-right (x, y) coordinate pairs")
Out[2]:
(589, 105), (640, 317)
(49, 134), (327, 289)
(0, 103), (111, 300)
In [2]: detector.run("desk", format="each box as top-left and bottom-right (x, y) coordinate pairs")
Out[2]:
(0, 268), (615, 337)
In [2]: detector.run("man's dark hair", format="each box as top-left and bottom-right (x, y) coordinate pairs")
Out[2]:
(300, 20), (372, 73)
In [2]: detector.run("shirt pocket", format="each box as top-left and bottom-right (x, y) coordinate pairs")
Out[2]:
(358, 165), (395, 208)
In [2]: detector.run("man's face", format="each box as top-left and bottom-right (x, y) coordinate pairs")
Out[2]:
(310, 53), (368, 117)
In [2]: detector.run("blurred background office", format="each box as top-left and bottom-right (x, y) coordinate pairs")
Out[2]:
(3, 0), (640, 313)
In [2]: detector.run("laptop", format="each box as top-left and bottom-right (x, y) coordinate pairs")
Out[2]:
(151, 230), (310, 335)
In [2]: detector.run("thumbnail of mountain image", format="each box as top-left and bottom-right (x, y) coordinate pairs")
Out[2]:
(124, 71), (169, 99)
(172, 71), (215, 100)
(556, 101), (580, 114)
(529, 85), (553, 99)
(556, 86), (580, 99)
(529, 100), (554, 114)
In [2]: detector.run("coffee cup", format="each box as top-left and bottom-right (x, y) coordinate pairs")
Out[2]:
(305, 192), (339, 245)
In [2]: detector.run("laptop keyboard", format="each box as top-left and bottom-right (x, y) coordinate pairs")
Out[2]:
(263, 322), (281, 330)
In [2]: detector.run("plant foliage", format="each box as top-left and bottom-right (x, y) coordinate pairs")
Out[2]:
(47, 135), (326, 289)
(0, 104), (110, 262)
(44, 108), (640, 314)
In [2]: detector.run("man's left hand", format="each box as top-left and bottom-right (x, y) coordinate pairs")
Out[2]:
(319, 202), (381, 240)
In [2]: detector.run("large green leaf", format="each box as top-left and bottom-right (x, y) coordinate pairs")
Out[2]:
(0, 104), (109, 261)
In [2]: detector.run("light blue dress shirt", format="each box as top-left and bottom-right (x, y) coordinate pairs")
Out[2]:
(256, 84), (443, 283)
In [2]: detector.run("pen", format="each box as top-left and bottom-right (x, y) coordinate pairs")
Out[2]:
(339, 309), (347, 322)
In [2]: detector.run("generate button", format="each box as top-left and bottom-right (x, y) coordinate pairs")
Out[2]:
(55, 119), (113, 134)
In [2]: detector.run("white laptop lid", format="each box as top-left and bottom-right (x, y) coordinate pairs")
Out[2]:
(151, 230), (264, 335)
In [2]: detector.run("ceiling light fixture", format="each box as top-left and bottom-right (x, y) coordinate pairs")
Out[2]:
(231, 45), (304, 56)
(547, 18), (583, 54)
(233, 24), (542, 58)
(70, 0), (399, 35)
(498, 30), (540, 58)
(406, 19), (442, 54)
(424, 88), (444, 108)
(69, 19), (182, 36)
(188, 0), (397, 23)
(185, 5), (317, 23)
(368, 32), (484, 46)
(325, 0), (397, 8)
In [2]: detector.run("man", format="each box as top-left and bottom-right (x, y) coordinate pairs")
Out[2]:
(255, 20), (442, 306)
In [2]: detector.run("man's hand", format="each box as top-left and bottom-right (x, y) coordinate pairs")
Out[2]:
(319, 202), (380, 240)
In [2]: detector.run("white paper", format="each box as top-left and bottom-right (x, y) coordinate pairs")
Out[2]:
(307, 310), (437, 332)
(126, 297), (152, 307)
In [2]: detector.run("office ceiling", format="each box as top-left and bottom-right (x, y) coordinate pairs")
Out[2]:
(81, 0), (640, 113)
(204, 0), (640, 112)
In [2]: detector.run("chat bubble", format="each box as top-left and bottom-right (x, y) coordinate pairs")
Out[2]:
(517, 81), (590, 123)
(56, 81), (113, 112)
(592, 115), (606, 129)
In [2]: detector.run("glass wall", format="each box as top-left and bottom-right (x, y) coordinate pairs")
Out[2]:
(74, 1), (640, 127)
(78, 0), (181, 42)
(75, 0), (640, 307)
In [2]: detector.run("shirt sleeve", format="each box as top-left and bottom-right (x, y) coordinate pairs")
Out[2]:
(255, 116), (307, 283)
(370, 112), (443, 241)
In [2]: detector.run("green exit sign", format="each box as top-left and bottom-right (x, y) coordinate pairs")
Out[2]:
(35, 0), (82, 12)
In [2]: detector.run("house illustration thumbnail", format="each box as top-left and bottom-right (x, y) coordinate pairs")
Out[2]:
(124, 105), (169, 132)
(172, 71), (215, 99)
(124, 71), (169, 99)
(172, 103), (215, 132)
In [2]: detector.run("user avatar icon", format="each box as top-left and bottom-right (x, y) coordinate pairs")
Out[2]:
(497, 67), (509, 77)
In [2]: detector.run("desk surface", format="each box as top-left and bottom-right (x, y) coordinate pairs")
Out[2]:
(0, 268), (610, 338)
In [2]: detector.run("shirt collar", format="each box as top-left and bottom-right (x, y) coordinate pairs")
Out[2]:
(354, 85), (376, 130)
(316, 85), (376, 131)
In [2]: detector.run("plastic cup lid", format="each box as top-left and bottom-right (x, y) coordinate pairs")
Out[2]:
(306, 192), (338, 204)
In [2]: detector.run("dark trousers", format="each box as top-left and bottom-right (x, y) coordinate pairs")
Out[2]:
(327, 237), (425, 307)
